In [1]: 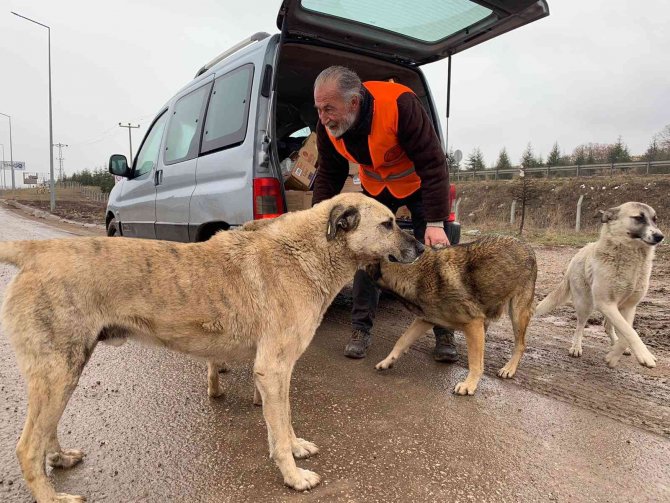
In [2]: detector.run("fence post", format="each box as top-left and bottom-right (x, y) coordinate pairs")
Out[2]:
(646, 162), (650, 175)
(576, 164), (580, 177)
(454, 197), (461, 221)
(610, 162), (614, 176)
(510, 200), (516, 225)
(575, 195), (584, 232)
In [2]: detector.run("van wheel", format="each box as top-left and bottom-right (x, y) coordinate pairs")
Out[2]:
(107, 218), (120, 237)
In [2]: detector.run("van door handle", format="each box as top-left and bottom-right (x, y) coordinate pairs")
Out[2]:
(154, 169), (163, 186)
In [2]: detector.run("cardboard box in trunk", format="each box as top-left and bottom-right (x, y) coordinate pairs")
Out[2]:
(285, 190), (313, 212)
(285, 133), (318, 190)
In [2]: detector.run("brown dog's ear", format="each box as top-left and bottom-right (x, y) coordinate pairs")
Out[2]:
(327, 204), (361, 241)
(599, 207), (620, 223)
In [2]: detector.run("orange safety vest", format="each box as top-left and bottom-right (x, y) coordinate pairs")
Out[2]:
(325, 81), (421, 199)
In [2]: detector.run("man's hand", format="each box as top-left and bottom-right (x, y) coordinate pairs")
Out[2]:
(425, 226), (450, 248)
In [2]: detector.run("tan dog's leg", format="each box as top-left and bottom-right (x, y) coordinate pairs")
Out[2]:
(17, 358), (86, 502)
(599, 303), (656, 368)
(454, 319), (485, 395)
(254, 356), (320, 491)
(207, 362), (224, 398)
(375, 318), (434, 370)
(498, 297), (531, 378)
(253, 384), (262, 406)
(282, 371), (318, 459)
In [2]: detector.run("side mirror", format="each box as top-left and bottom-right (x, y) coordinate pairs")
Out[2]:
(109, 154), (131, 177)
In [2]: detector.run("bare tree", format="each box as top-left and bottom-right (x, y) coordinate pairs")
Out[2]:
(512, 168), (540, 235)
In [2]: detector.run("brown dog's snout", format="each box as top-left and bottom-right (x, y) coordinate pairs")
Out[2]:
(652, 232), (664, 244)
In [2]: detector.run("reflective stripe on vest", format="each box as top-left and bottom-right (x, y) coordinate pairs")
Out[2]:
(361, 165), (416, 181)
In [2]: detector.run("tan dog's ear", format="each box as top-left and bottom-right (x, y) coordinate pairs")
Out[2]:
(327, 205), (361, 241)
(599, 207), (620, 223)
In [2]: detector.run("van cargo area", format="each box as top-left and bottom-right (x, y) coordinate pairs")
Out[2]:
(273, 42), (440, 211)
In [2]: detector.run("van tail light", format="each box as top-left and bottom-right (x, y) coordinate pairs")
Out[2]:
(448, 183), (456, 222)
(253, 177), (284, 220)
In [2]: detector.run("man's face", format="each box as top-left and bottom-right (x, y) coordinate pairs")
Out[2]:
(314, 82), (359, 138)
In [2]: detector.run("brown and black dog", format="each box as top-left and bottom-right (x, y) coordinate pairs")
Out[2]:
(368, 235), (537, 396)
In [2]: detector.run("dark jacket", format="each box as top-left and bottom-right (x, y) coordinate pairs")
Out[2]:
(312, 86), (450, 221)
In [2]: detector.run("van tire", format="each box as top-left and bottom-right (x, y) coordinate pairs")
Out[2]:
(107, 218), (120, 237)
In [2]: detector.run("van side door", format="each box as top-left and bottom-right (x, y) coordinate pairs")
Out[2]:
(117, 111), (168, 239)
(155, 78), (213, 241)
(189, 63), (256, 233)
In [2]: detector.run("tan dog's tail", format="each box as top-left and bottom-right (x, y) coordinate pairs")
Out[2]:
(535, 276), (570, 316)
(0, 241), (30, 268)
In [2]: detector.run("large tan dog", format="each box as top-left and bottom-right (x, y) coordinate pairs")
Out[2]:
(369, 235), (537, 396)
(535, 202), (664, 368)
(0, 192), (423, 503)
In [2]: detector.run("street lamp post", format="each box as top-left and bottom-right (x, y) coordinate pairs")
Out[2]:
(12, 11), (55, 211)
(0, 143), (5, 189)
(0, 113), (15, 190)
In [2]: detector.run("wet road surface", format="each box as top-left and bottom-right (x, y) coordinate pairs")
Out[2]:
(1, 205), (668, 502)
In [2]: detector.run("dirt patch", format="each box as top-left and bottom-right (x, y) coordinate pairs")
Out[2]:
(455, 174), (670, 233)
(12, 199), (106, 225)
(331, 242), (670, 438)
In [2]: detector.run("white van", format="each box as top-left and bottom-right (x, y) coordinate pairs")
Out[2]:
(107, 0), (549, 241)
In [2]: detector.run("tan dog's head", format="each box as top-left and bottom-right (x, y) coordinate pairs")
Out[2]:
(324, 193), (424, 264)
(600, 202), (664, 246)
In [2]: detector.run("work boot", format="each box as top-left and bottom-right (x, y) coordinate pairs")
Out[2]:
(433, 329), (458, 362)
(344, 329), (372, 359)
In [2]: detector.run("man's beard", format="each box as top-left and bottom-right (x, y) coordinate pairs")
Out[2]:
(328, 110), (357, 138)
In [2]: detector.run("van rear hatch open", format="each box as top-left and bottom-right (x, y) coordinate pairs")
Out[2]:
(277, 0), (549, 66)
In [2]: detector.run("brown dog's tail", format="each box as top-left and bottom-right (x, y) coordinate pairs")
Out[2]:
(0, 241), (30, 268)
(535, 276), (570, 317)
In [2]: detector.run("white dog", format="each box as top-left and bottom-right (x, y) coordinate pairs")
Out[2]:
(536, 202), (663, 368)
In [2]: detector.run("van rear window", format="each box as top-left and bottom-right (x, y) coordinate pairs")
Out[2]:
(301, 0), (492, 43)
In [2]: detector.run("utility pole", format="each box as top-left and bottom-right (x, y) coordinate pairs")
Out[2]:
(119, 123), (140, 163)
(0, 112), (14, 190)
(12, 11), (54, 210)
(0, 143), (5, 189)
(53, 142), (68, 182)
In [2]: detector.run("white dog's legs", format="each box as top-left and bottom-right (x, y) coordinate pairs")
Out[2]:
(569, 288), (593, 357)
(599, 303), (656, 368)
(254, 357), (320, 491)
(604, 318), (632, 356)
(375, 318), (434, 370)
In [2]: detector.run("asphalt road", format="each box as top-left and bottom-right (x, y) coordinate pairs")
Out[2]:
(0, 205), (668, 502)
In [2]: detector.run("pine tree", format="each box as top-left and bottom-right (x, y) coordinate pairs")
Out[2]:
(546, 142), (561, 166)
(520, 143), (536, 169)
(608, 136), (631, 163)
(495, 148), (512, 170)
(466, 147), (485, 172)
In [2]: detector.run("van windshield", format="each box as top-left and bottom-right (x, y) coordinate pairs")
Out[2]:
(301, 0), (493, 43)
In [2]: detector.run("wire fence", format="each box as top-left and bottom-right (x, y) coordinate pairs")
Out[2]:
(452, 160), (670, 181)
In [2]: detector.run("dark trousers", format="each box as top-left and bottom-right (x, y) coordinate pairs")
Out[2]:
(351, 188), (451, 338)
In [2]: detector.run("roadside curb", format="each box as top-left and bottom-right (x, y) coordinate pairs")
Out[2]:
(0, 199), (106, 230)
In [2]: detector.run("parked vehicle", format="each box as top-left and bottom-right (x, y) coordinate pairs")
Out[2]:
(107, 0), (549, 242)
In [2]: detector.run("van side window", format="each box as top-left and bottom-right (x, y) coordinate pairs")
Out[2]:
(134, 111), (168, 177)
(201, 64), (254, 155)
(164, 83), (212, 164)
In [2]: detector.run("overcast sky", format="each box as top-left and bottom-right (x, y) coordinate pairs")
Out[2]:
(1, 0), (668, 181)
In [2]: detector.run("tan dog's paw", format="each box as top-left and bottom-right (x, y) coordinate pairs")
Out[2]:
(497, 365), (516, 379)
(453, 381), (477, 396)
(623, 347), (632, 356)
(47, 448), (85, 469)
(284, 468), (321, 491)
(292, 438), (319, 459)
(54, 493), (87, 502)
(568, 344), (583, 357)
(208, 385), (224, 398)
(375, 355), (397, 370)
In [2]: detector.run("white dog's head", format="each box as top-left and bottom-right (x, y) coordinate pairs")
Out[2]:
(600, 202), (664, 246)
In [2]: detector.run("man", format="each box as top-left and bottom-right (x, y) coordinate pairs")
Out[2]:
(312, 65), (458, 362)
